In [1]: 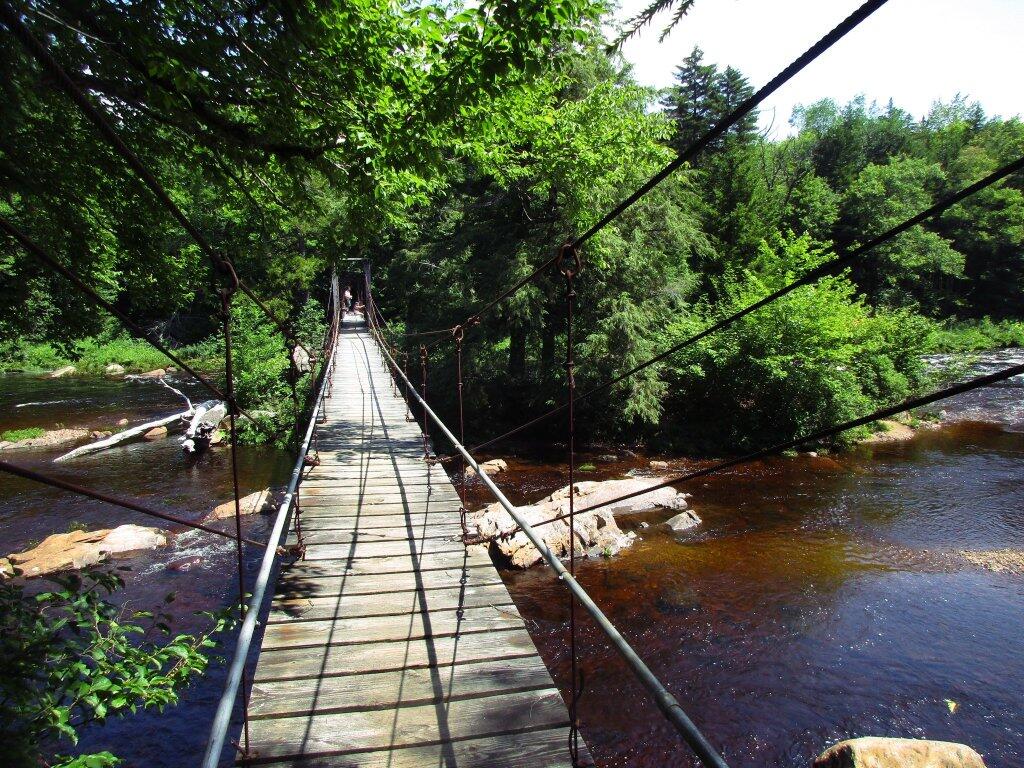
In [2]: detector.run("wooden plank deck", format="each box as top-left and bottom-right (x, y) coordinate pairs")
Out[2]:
(245, 318), (587, 767)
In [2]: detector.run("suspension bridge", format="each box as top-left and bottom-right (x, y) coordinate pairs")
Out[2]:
(2, 0), (1024, 765)
(240, 314), (592, 766)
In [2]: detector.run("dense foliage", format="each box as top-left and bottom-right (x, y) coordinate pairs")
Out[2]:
(1, 6), (1021, 453)
(1, 3), (1021, 759)
(0, 569), (234, 767)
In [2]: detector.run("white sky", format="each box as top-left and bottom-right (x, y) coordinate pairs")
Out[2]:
(614, 0), (1024, 137)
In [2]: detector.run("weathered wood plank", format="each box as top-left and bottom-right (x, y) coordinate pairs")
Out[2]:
(285, 524), (461, 544)
(297, 537), (465, 561)
(246, 728), (582, 768)
(268, 582), (514, 623)
(274, 563), (500, 598)
(248, 655), (554, 719)
(298, 501), (463, 516)
(291, 512), (461, 530)
(260, 604), (523, 650)
(274, 547), (489, 576)
(244, 687), (570, 759)
(252, 626), (540, 682)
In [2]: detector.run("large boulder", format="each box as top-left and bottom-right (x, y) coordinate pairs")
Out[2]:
(814, 737), (986, 768)
(49, 365), (75, 378)
(467, 478), (693, 568)
(4, 524), (169, 578)
(104, 363), (125, 376)
(551, 478), (691, 516)
(209, 486), (286, 521)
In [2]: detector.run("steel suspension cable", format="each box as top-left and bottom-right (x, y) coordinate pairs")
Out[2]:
(446, 154), (1024, 460)
(560, 245), (583, 765)
(0, 4), (311, 358)
(453, 324), (470, 539)
(0, 460), (265, 548)
(515, 361), (1024, 535)
(215, 271), (251, 758)
(572, 0), (889, 248)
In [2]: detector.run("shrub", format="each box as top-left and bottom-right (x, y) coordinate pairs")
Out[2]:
(0, 342), (73, 372)
(74, 337), (172, 374)
(925, 317), (1024, 353)
(660, 233), (931, 452)
(0, 569), (235, 767)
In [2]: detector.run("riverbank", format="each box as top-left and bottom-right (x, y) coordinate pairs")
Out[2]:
(0, 336), (220, 375)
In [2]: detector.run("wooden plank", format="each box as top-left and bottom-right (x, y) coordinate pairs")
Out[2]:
(285, 524), (461, 543)
(259, 604), (524, 650)
(246, 728), (582, 768)
(274, 563), (500, 598)
(244, 687), (570, 759)
(300, 476), (453, 489)
(275, 547), (488, 576)
(298, 501), (462, 516)
(298, 537), (466, 561)
(252, 626), (540, 682)
(268, 582), (515, 623)
(247, 656), (555, 719)
(292, 512), (461, 529)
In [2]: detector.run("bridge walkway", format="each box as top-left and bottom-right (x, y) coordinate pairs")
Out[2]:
(245, 318), (588, 766)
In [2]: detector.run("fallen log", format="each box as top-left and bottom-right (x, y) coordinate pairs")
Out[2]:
(54, 410), (188, 462)
(53, 379), (218, 462)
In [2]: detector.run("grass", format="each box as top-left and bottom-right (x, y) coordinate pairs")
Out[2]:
(0, 335), (223, 374)
(926, 318), (1024, 353)
(1, 427), (46, 442)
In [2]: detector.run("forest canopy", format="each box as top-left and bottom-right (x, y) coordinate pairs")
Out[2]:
(1, 2), (1022, 451)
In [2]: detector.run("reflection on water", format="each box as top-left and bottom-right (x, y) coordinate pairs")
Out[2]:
(1, 350), (1021, 766)
(491, 425), (1024, 766)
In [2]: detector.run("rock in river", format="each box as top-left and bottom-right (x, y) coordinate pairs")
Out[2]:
(664, 510), (701, 533)
(104, 363), (125, 376)
(209, 486), (286, 521)
(4, 524), (169, 578)
(143, 425), (168, 440)
(49, 365), (75, 378)
(467, 478), (693, 568)
(465, 458), (508, 477)
(814, 737), (986, 768)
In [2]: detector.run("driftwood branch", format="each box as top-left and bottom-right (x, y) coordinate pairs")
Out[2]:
(53, 378), (223, 462)
(54, 410), (189, 462)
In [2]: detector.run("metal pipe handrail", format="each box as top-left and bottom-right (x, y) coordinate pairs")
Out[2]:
(364, 290), (728, 768)
(201, 278), (340, 768)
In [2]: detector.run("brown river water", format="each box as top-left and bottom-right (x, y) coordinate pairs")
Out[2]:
(1, 350), (1022, 766)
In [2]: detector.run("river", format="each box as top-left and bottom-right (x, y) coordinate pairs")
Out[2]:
(1, 350), (1022, 766)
